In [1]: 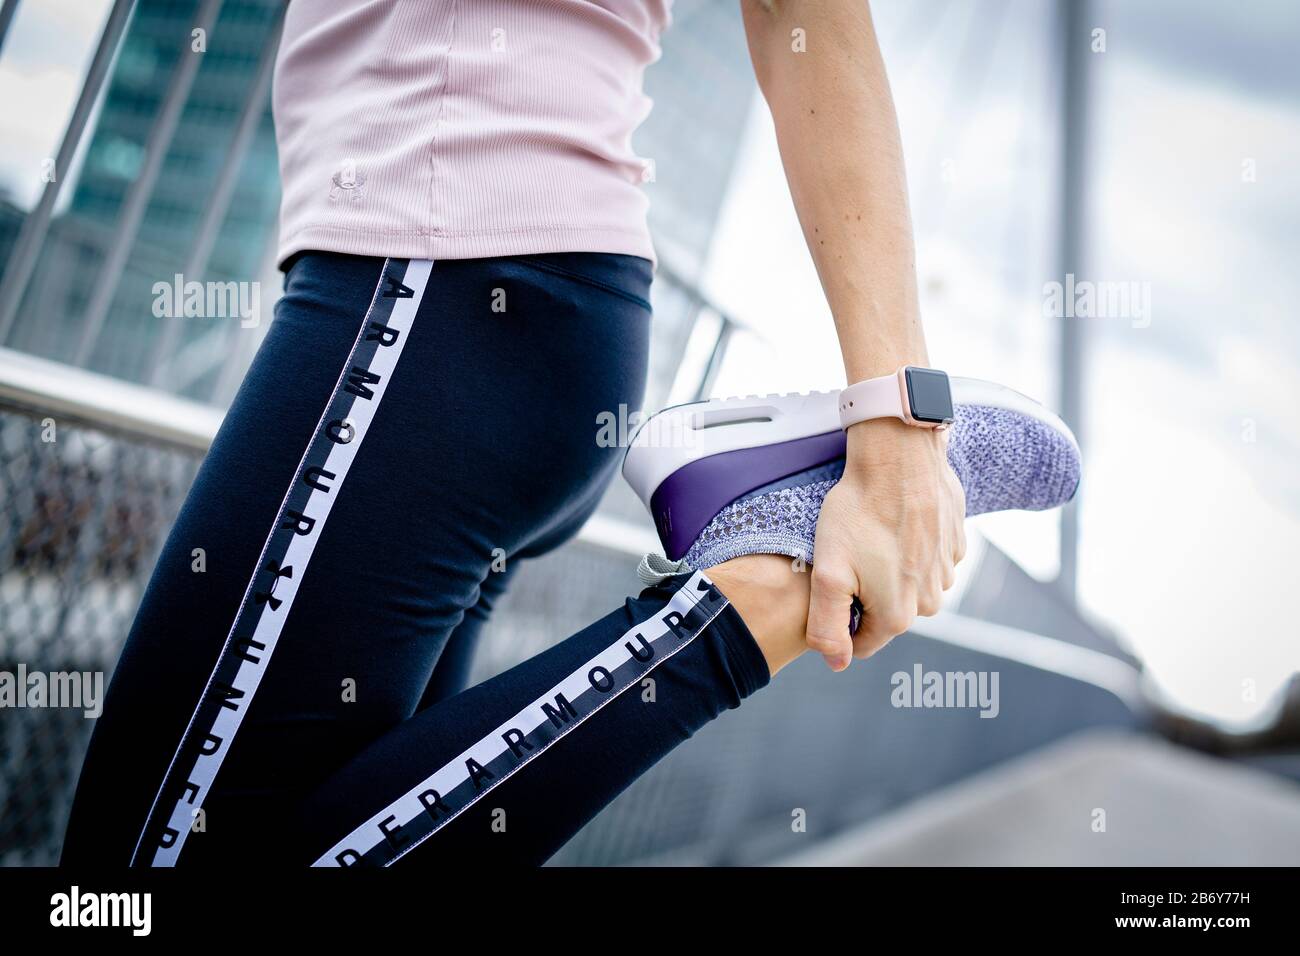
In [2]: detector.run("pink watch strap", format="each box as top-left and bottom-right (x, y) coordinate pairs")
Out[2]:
(838, 369), (907, 430)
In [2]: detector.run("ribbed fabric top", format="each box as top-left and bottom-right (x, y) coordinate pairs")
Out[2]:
(272, 0), (671, 269)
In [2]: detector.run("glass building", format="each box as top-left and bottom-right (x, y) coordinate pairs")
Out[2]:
(2, 0), (282, 396)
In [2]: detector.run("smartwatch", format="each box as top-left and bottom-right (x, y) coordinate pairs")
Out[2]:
(838, 365), (955, 431)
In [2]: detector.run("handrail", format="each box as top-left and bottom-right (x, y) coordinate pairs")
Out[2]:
(909, 610), (1146, 713)
(0, 346), (223, 452)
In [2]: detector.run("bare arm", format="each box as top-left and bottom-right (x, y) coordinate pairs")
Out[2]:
(741, 0), (925, 380)
(740, 0), (965, 667)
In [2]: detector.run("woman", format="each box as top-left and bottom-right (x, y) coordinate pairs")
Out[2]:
(61, 0), (1076, 867)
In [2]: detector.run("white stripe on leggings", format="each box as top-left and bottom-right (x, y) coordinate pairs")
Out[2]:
(132, 259), (434, 866)
(313, 571), (722, 866)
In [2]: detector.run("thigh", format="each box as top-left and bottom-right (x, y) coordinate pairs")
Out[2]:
(416, 252), (659, 707)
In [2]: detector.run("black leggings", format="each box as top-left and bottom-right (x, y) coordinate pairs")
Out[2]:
(61, 252), (768, 867)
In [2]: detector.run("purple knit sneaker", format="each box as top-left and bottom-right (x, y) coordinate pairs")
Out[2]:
(622, 379), (1080, 570)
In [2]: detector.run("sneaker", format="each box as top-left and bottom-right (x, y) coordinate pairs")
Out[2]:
(623, 378), (1081, 570)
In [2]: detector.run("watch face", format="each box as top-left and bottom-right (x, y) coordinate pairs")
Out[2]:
(904, 367), (955, 424)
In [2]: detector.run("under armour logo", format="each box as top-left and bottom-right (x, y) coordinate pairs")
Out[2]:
(329, 159), (366, 202)
(254, 560), (293, 611)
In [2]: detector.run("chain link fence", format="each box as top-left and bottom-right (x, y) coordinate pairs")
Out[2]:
(0, 405), (197, 863)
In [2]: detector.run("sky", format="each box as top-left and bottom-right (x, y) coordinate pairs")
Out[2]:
(0, 0), (111, 209)
(703, 0), (1300, 727)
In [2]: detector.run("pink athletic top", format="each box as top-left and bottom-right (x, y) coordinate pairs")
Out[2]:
(272, 0), (672, 268)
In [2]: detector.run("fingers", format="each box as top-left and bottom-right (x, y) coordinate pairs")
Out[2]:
(805, 562), (857, 671)
(851, 595), (915, 658)
(938, 509), (965, 602)
(805, 458), (971, 674)
(950, 472), (968, 565)
(917, 582), (942, 618)
(844, 523), (965, 658)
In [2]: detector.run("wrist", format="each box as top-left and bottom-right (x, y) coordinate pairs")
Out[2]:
(844, 350), (927, 383)
(844, 415), (944, 472)
(837, 314), (928, 383)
